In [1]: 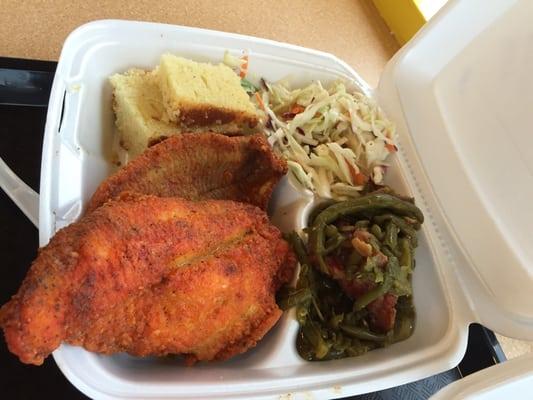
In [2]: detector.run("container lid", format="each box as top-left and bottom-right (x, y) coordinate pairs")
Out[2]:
(377, 0), (533, 336)
(430, 353), (533, 399)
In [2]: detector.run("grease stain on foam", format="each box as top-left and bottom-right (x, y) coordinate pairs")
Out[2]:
(269, 198), (310, 234)
(279, 392), (314, 400)
(69, 84), (81, 93)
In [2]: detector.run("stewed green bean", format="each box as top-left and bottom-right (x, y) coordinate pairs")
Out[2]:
(278, 191), (424, 361)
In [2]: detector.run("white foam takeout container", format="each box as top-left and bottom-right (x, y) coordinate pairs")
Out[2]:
(1, 0), (533, 398)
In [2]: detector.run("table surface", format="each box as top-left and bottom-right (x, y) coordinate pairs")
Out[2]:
(0, 0), (398, 87)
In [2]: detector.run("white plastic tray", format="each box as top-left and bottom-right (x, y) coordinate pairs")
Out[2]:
(33, 19), (462, 399)
(1, 0), (533, 397)
(432, 352), (533, 400)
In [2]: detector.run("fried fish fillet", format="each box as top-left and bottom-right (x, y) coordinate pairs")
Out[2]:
(87, 132), (286, 212)
(0, 194), (295, 365)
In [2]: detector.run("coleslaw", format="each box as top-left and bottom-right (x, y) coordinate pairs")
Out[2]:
(257, 80), (397, 199)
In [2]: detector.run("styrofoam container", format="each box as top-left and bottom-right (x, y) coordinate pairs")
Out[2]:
(432, 352), (533, 400)
(1, 0), (532, 398)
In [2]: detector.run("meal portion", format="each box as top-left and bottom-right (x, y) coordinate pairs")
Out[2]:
(279, 192), (423, 360)
(0, 50), (424, 366)
(259, 80), (397, 199)
(110, 53), (259, 159)
(255, 76), (425, 361)
(1, 52), (296, 366)
(158, 54), (259, 130)
(251, 75), (426, 361)
(87, 132), (286, 212)
(0, 194), (295, 365)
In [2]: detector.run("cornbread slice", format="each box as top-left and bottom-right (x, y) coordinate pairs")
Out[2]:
(109, 69), (178, 159)
(158, 54), (259, 132)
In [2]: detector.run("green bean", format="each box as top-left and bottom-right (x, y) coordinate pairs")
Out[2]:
(346, 343), (372, 357)
(313, 194), (424, 230)
(328, 313), (344, 329)
(290, 193), (422, 361)
(296, 305), (309, 324)
(345, 309), (367, 325)
(296, 330), (315, 361)
(285, 231), (310, 265)
(345, 250), (362, 279)
(324, 234), (346, 254)
(311, 297), (325, 322)
(331, 332), (350, 351)
(308, 199), (337, 225)
(399, 238), (413, 270)
(370, 224), (384, 240)
(343, 312), (357, 325)
(323, 348), (345, 360)
(385, 250), (402, 278)
(393, 315), (414, 342)
(297, 263), (311, 289)
(340, 324), (388, 342)
(354, 220), (370, 229)
(352, 280), (390, 311)
(347, 249), (363, 267)
(381, 251), (412, 296)
(404, 216), (422, 230)
(302, 322), (330, 359)
(363, 255), (378, 272)
(370, 186), (416, 204)
(374, 214), (419, 246)
(384, 221), (400, 251)
(353, 263), (394, 311)
(367, 234), (382, 253)
(308, 194), (424, 272)
(277, 287), (312, 310)
(339, 225), (356, 232)
(324, 224), (339, 237)
(393, 296), (416, 342)
(381, 246), (395, 259)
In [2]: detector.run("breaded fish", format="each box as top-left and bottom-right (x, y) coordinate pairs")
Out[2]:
(87, 132), (286, 212)
(0, 194), (296, 365)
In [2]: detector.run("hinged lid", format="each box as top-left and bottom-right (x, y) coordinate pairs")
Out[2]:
(377, 0), (533, 337)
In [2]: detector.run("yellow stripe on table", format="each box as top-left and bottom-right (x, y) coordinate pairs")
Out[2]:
(372, 0), (448, 45)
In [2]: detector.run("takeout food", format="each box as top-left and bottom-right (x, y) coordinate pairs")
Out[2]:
(0, 49), (294, 366)
(0, 46), (423, 369)
(87, 132), (287, 212)
(0, 194), (296, 365)
(256, 77), (425, 360)
(159, 54), (259, 129)
(279, 192), (423, 360)
(259, 81), (396, 199)
(110, 54), (259, 158)
(110, 69), (179, 158)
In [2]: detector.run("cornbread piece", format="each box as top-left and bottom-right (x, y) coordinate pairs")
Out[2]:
(87, 132), (287, 212)
(158, 54), (259, 131)
(109, 69), (178, 159)
(0, 195), (296, 365)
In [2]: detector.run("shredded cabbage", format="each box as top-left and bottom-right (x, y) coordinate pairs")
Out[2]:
(259, 80), (396, 199)
(223, 51), (244, 69)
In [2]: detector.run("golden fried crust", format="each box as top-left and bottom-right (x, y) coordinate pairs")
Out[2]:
(87, 132), (287, 212)
(0, 195), (296, 365)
